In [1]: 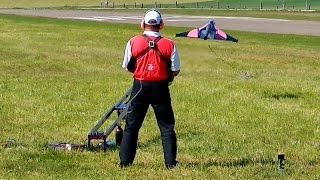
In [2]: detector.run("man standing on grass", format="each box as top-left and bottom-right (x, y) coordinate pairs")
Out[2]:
(120, 8), (180, 169)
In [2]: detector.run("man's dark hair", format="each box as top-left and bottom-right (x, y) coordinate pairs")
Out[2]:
(145, 23), (160, 30)
(147, 19), (157, 24)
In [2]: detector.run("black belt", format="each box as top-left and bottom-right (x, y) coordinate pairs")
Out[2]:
(134, 79), (168, 84)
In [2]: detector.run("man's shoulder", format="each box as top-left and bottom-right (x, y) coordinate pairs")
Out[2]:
(130, 35), (144, 40)
(129, 35), (175, 46)
(159, 36), (175, 44)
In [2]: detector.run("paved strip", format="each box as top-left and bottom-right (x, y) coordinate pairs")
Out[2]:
(0, 9), (320, 36)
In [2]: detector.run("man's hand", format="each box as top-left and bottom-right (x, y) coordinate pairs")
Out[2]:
(170, 71), (180, 77)
(168, 70), (179, 86)
(168, 76), (174, 86)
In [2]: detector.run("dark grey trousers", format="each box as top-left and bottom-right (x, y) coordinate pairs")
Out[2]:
(119, 80), (177, 166)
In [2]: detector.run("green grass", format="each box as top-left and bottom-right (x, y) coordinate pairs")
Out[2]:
(126, 0), (320, 10)
(1, 14), (320, 179)
(1, 0), (320, 22)
(0, 0), (208, 8)
(179, 0), (320, 9)
(98, 8), (320, 21)
(1, 0), (320, 9)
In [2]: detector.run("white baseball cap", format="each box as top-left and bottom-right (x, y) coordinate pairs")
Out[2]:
(143, 9), (162, 25)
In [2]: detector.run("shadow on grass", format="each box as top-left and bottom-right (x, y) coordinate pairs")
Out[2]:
(138, 131), (199, 149)
(138, 135), (162, 149)
(184, 157), (277, 168)
(57, 130), (199, 152)
(264, 91), (301, 100)
(87, 144), (119, 152)
(44, 131), (192, 153)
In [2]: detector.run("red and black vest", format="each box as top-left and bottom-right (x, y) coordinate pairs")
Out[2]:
(127, 34), (174, 82)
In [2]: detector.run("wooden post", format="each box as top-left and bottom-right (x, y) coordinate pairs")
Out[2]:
(260, 1), (263, 9)
(123, 3), (125, 8)
(175, 1), (178, 8)
(217, 1), (220, 9)
(101, 1), (107, 8)
(141, 3), (143, 8)
(134, 2), (136, 8)
(196, 2), (198, 8)
(112, 2), (114, 8)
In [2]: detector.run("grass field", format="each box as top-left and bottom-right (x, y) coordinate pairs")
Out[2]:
(1, 14), (320, 179)
(177, 0), (320, 9)
(0, 0), (320, 9)
(0, 0), (207, 8)
(96, 8), (320, 21)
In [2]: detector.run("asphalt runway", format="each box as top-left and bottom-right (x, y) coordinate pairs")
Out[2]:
(0, 9), (320, 36)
